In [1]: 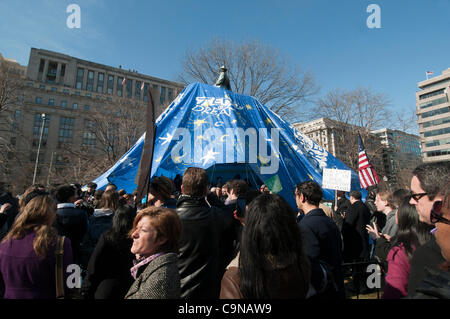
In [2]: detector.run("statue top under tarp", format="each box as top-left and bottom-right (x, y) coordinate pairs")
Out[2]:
(214, 65), (231, 91)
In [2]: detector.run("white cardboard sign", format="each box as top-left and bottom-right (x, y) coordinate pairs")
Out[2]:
(322, 168), (351, 192)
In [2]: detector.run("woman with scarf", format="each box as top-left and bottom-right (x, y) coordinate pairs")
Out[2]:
(125, 206), (181, 299)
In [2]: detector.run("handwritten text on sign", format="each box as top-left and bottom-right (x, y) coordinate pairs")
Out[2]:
(322, 168), (351, 192)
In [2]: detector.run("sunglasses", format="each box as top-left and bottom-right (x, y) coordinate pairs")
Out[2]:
(409, 191), (428, 201)
(430, 200), (450, 225)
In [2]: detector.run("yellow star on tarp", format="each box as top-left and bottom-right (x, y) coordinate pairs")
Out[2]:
(232, 119), (237, 124)
(155, 156), (162, 163)
(194, 119), (207, 127)
(245, 104), (252, 110)
(308, 174), (314, 180)
(173, 156), (183, 163)
(265, 118), (272, 125)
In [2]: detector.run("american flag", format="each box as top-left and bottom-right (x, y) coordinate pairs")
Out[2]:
(358, 134), (380, 189)
(426, 71), (433, 75)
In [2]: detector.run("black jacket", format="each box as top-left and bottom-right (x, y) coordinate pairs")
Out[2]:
(176, 194), (233, 299)
(0, 191), (19, 236)
(342, 200), (371, 262)
(80, 210), (114, 268)
(407, 236), (446, 296)
(55, 205), (89, 264)
(410, 267), (450, 299)
(81, 233), (134, 299)
(299, 208), (345, 299)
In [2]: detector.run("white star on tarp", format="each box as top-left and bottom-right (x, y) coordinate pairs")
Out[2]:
(159, 133), (173, 145)
(200, 149), (219, 166)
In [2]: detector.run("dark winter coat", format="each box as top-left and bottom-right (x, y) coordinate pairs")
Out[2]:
(176, 194), (233, 299)
(80, 209), (114, 267)
(410, 267), (450, 299)
(81, 233), (134, 299)
(299, 208), (345, 298)
(407, 235), (446, 296)
(342, 200), (371, 262)
(55, 204), (89, 264)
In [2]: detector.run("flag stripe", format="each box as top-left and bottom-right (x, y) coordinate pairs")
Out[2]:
(358, 134), (379, 189)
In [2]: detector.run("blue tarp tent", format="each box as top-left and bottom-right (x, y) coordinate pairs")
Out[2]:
(92, 83), (366, 208)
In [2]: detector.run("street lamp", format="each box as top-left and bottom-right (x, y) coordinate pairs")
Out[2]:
(32, 113), (46, 185)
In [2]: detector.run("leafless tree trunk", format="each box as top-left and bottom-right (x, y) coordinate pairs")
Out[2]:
(0, 63), (24, 114)
(313, 88), (389, 174)
(179, 38), (319, 121)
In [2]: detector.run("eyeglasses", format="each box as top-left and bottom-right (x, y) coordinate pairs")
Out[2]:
(409, 191), (428, 201)
(430, 200), (450, 225)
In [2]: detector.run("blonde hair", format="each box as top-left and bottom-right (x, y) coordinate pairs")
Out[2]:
(2, 195), (57, 258)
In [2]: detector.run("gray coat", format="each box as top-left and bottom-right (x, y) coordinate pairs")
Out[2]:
(381, 210), (398, 238)
(125, 253), (180, 299)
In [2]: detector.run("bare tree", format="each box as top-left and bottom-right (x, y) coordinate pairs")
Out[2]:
(0, 63), (24, 114)
(48, 97), (150, 186)
(179, 38), (319, 120)
(391, 108), (419, 135)
(312, 88), (390, 174)
(314, 87), (390, 132)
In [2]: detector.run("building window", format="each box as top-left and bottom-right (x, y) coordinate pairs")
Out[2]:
(39, 85), (46, 90)
(72, 103), (78, 110)
(63, 89), (70, 94)
(419, 97), (447, 110)
(421, 107), (449, 119)
(143, 83), (149, 102)
(60, 64), (66, 77)
(422, 116), (450, 128)
(61, 100), (67, 108)
(168, 88), (173, 103)
(135, 81), (142, 99)
(84, 105), (90, 111)
(126, 79), (132, 98)
(97, 72), (104, 93)
(76, 68), (84, 89)
(48, 98), (55, 106)
(160, 86), (166, 105)
(35, 97), (42, 104)
(86, 70), (94, 91)
(85, 93), (91, 98)
(46, 61), (57, 83)
(107, 75), (114, 94)
(117, 77), (123, 97)
(11, 110), (21, 131)
(419, 88), (445, 100)
(58, 117), (74, 147)
(39, 59), (45, 72)
(425, 138), (450, 147)
(32, 114), (51, 147)
(51, 87), (58, 92)
(424, 127), (450, 138)
(427, 148), (450, 157)
(82, 132), (96, 149)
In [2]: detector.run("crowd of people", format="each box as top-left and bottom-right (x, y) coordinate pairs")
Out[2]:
(0, 161), (449, 299)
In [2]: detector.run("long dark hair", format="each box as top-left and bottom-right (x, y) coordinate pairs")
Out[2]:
(391, 198), (433, 260)
(103, 205), (135, 243)
(239, 194), (311, 298)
